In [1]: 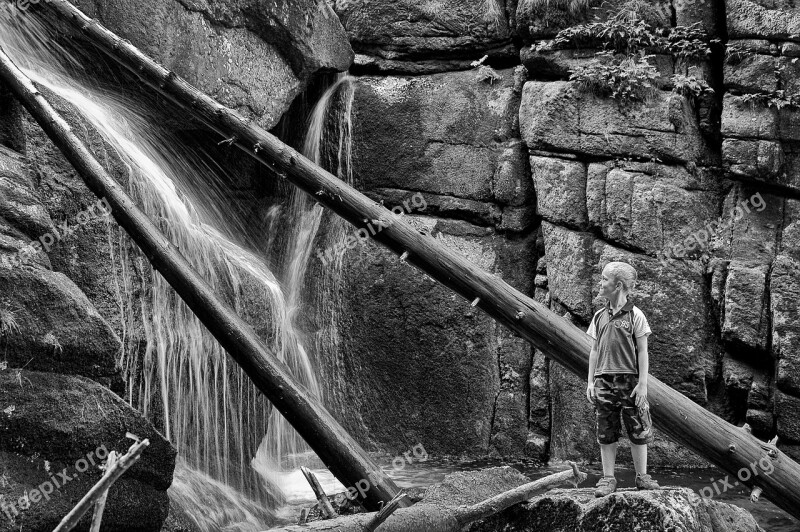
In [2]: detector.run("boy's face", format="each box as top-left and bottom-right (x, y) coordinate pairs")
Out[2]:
(598, 266), (620, 299)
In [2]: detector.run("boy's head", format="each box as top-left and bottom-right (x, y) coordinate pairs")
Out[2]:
(599, 261), (637, 299)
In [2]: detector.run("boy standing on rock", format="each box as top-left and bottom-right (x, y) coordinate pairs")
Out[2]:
(586, 261), (660, 497)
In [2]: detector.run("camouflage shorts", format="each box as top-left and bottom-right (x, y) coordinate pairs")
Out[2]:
(593, 374), (654, 445)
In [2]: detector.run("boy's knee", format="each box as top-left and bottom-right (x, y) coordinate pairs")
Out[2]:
(597, 434), (620, 445)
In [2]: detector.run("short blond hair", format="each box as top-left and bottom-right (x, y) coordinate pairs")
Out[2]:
(604, 261), (637, 293)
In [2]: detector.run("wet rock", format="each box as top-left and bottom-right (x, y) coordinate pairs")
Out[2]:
(334, 0), (514, 65)
(467, 486), (764, 532)
(0, 370), (176, 532)
(0, 264), (122, 391)
(721, 263), (770, 353)
(520, 82), (714, 165)
(312, 216), (535, 456)
(351, 69), (530, 212)
(71, 0), (353, 130)
(0, 147), (53, 239)
(311, 215), (537, 456)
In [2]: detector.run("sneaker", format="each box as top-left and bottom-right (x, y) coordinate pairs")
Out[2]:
(595, 476), (617, 497)
(635, 473), (660, 490)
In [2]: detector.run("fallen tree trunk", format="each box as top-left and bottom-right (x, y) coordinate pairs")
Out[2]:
(269, 466), (586, 531)
(0, 44), (405, 512)
(27, 1), (800, 520)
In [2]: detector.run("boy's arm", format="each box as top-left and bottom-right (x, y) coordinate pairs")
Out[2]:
(586, 339), (599, 402)
(632, 334), (649, 407)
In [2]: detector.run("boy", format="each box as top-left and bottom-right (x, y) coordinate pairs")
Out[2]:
(586, 261), (659, 497)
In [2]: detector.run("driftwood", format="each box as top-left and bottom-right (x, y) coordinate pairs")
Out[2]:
(364, 491), (406, 531)
(0, 44), (404, 512)
(88, 451), (118, 532)
(19, 0), (800, 520)
(52, 441), (149, 532)
(270, 466), (586, 532)
(301, 466), (337, 519)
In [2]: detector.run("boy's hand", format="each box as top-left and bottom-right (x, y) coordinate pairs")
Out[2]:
(630, 382), (647, 408)
(586, 382), (597, 404)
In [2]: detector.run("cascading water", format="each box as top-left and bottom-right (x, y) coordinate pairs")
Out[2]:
(252, 72), (357, 509)
(0, 9), (355, 530)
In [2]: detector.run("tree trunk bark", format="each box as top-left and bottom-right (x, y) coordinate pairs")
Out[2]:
(25, 1), (800, 520)
(0, 44), (406, 513)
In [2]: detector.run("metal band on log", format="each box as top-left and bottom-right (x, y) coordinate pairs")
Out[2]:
(18, 0), (800, 520)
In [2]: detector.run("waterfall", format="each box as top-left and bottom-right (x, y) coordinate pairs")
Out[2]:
(252, 72), (356, 505)
(0, 9), (355, 530)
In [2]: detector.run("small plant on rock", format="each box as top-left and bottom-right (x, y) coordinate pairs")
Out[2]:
(0, 306), (19, 337)
(740, 90), (800, 110)
(43, 331), (63, 355)
(672, 74), (715, 106)
(569, 50), (659, 106)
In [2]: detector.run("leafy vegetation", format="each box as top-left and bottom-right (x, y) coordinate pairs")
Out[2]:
(569, 51), (658, 105)
(740, 90), (800, 110)
(554, 5), (719, 108)
(529, 0), (590, 17)
(0, 307), (19, 337)
(672, 74), (715, 104)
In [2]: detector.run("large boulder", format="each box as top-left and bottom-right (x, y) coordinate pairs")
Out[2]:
(0, 263), (122, 391)
(0, 147), (53, 239)
(308, 214), (537, 457)
(469, 487), (764, 532)
(520, 82), (715, 165)
(0, 370), (176, 532)
(69, 0), (353, 129)
(333, 0), (515, 68)
(351, 68), (534, 230)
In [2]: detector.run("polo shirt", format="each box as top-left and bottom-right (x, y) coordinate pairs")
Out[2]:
(586, 299), (651, 376)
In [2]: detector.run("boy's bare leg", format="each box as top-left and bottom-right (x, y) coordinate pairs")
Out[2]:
(600, 442), (618, 477)
(631, 443), (647, 475)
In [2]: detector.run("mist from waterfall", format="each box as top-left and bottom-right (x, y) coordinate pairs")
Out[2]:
(0, 9), (355, 531)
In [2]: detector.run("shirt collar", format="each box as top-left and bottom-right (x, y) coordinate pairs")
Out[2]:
(605, 299), (634, 315)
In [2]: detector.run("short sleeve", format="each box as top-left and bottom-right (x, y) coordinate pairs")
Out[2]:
(586, 314), (597, 339)
(632, 307), (652, 338)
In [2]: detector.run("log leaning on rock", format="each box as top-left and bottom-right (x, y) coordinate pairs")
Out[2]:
(0, 44), (406, 513)
(25, 0), (800, 520)
(268, 466), (587, 532)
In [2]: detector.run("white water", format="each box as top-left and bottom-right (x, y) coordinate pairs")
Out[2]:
(0, 10), (354, 530)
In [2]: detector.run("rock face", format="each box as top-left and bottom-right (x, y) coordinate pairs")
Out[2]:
(0, 370), (176, 532)
(468, 486), (764, 532)
(309, 65), (538, 458)
(71, 0), (353, 129)
(0, 0), (354, 527)
(334, 0), (516, 72)
(0, 147), (122, 392)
